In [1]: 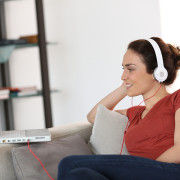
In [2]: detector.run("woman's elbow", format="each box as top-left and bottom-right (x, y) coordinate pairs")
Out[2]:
(87, 114), (94, 124)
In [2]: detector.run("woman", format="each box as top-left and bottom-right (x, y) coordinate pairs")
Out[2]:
(57, 37), (180, 180)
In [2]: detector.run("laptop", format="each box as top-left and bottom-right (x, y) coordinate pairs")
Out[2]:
(0, 129), (51, 144)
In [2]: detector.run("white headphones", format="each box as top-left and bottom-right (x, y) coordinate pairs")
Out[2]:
(146, 39), (168, 83)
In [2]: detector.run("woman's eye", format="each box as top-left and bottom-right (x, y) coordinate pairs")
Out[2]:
(122, 67), (134, 72)
(128, 69), (133, 71)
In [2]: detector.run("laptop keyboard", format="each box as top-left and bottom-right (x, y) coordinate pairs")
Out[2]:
(0, 129), (51, 143)
(0, 130), (26, 138)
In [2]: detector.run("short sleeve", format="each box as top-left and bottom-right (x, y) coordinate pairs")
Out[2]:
(172, 89), (180, 112)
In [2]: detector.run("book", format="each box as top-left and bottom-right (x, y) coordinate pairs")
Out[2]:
(8, 86), (37, 92)
(0, 89), (10, 100)
(10, 90), (38, 97)
(1, 86), (38, 98)
(1, 86), (37, 91)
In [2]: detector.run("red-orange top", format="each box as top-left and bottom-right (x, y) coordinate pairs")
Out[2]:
(125, 89), (180, 160)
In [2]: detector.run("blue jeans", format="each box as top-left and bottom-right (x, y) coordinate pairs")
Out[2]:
(57, 155), (180, 180)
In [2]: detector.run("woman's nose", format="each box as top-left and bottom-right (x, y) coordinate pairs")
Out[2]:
(121, 71), (128, 81)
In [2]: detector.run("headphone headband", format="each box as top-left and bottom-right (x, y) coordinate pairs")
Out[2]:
(145, 38), (168, 83)
(145, 39), (164, 68)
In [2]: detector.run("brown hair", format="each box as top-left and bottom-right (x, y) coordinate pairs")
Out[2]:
(127, 37), (180, 85)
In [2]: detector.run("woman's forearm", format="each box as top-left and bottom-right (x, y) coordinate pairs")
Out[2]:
(87, 83), (127, 124)
(156, 145), (180, 163)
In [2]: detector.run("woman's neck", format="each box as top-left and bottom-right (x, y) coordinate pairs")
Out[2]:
(143, 84), (169, 110)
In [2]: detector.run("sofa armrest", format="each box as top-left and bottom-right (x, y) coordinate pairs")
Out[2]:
(0, 144), (21, 180)
(49, 121), (93, 143)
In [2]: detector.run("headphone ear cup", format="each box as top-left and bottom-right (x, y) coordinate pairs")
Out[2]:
(153, 67), (168, 83)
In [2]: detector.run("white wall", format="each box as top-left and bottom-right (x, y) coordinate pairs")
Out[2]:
(4, 0), (161, 129)
(5, 0), (44, 130)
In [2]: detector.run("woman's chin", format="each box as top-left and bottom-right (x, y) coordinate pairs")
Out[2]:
(127, 90), (140, 97)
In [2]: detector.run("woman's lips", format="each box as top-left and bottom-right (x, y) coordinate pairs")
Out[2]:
(126, 84), (132, 90)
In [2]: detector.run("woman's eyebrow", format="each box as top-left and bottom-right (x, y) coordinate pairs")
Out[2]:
(122, 63), (136, 67)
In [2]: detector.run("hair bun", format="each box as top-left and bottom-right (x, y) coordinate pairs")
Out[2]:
(176, 46), (180, 68)
(167, 44), (180, 69)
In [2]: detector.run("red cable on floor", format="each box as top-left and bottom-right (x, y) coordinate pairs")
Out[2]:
(27, 140), (54, 180)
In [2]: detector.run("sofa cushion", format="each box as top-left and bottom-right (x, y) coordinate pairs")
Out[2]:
(88, 104), (129, 155)
(11, 134), (92, 180)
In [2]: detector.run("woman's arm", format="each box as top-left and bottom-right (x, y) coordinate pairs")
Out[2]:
(87, 82), (127, 124)
(156, 108), (180, 163)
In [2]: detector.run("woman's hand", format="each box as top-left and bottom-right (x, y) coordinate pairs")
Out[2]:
(120, 81), (127, 96)
(87, 82), (128, 124)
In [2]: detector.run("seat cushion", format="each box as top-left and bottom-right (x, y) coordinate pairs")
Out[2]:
(11, 134), (92, 180)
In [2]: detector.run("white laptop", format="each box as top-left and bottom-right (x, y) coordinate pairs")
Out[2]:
(0, 129), (51, 144)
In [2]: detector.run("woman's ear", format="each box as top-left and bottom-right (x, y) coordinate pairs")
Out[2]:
(152, 74), (155, 80)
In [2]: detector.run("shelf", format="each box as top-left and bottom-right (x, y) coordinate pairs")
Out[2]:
(0, 0), (54, 129)
(15, 42), (57, 49)
(0, 0), (20, 2)
(0, 89), (60, 101)
(10, 89), (60, 99)
(0, 42), (57, 63)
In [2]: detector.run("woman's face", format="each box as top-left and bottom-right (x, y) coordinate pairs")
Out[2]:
(121, 49), (157, 97)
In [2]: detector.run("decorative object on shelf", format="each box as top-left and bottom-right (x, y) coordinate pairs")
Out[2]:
(0, 45), (15, 63)
(19, 35), (38, 44)
(0, 40), (57, 64)
(0, 37), (32, 63)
